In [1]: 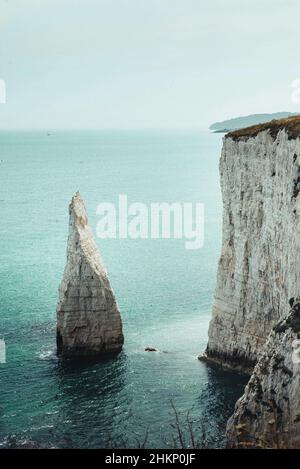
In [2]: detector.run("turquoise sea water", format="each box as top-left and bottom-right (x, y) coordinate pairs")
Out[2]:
(0, 130), (247, 448)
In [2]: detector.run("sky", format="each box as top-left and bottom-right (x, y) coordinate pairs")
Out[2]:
(0, 0), (300, 129)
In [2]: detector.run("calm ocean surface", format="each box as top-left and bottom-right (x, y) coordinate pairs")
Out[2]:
(0, 130), (247, 448)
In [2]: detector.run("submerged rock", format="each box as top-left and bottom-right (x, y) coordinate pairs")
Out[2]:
(56, 192), (124, 358)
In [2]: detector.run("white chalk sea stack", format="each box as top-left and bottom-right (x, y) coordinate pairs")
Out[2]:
(56, 192), (124, 358)
(203, 116), (300, 447)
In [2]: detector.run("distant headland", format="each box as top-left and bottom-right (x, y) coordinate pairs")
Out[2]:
(210, 112), (299, 133)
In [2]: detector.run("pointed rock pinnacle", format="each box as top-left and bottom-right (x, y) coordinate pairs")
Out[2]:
(56, 192), (124, 357)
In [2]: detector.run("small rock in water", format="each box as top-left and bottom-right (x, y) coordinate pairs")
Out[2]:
(145, 347), (158, 352)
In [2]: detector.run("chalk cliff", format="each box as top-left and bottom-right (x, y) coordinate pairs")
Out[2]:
(226, 298), (300, 448)
(204, 116), (300, 373)
(203, 115), (300, 447)
(56, 192), (124, 357)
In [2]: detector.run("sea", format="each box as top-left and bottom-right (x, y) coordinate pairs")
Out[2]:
(0, 129), (247, 448)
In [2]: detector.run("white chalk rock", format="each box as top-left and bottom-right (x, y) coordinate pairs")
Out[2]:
(56, 192), (124, 357)
(204, 116), (300, 447)
(205, 120), (300, 373)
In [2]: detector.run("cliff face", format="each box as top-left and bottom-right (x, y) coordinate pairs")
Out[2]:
(56, 192), (124, 357)
(205, 123), (300, 373)
(226, 299), (300, 448)
(204, 115), (300, 447)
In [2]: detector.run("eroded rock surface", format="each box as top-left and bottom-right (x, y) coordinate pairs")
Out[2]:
(56, 192), (124, 357)
(203, 115), (300, 448)
(204, 124), (300, 372)
(226, 299), (300, 448)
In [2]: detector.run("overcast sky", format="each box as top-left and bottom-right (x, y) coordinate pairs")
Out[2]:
(0, 0), (300, 129)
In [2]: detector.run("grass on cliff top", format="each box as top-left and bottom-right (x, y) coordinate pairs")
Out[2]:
(226, 115), (300, 142)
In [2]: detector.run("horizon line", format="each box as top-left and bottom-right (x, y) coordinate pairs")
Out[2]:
(0, 126), (210, 132)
